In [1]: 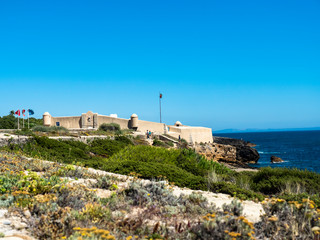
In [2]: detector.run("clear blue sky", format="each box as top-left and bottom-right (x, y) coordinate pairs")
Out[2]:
(0, 0), (319, 131)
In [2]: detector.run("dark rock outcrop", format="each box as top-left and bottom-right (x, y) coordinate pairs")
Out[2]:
(213, 137), (260, 164)
(271, 155), (284, 163)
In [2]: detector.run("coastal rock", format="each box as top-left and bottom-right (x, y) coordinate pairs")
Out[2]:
(194, 137), (259, 167)
(194, 143), (237, 163)
(212, 137), (260, 165)
(271, 155), (284, 163)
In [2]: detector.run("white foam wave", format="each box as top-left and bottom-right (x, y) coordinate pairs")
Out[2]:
(258, 151), (281, 154)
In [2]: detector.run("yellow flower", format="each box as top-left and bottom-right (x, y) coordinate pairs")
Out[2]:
(268, 216), (278, 222)
(126, 236), (133, 240)
(228, 232), (241, 237)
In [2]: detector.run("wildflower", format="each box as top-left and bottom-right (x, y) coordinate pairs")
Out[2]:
(312, 226), (320, 232)
(268, 216), (278, 222)
(126, 236), (133, 240)
(228, 232), (241, 237)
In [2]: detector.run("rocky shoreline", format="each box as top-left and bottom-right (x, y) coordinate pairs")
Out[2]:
(194, 136), (260, 168)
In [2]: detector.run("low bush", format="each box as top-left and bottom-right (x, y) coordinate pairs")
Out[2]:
(102, 159), (207, 190)
(251, 167), (320, 196)
(32, 125), (69, 133)
(98, 123), (121, 132)
(20, 136), (89, 164)
(152, 139), (168, 147)
(89, 137), (132, 158)
(209, 181), (265, 201)
(255, 198), (320, 239)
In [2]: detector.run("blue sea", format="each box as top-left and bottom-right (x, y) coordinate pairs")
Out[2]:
(214, 130), (320, 173)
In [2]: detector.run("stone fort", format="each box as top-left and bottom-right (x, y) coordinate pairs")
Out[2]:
(43, 111), (213, 144)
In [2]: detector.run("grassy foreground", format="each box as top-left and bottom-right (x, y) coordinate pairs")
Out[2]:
(1, 136), (320, 239)
(4, 136), (320, 204)
(0, 152), (320, 239)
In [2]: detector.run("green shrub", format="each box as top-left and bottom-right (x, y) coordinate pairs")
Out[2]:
(20, 136), (89, 163)
(152, 139), (167, 147)
(209, 181), (264, 201)
(251, 167), (320, 195)
(98, 123), (121, 132)
(0, 112), (43, 129)
(153, 139), (175, 148)
(278, 193), (320, 207)
(32, 125), (69, 133)
(102, 159), (207, 190)
(89, 138), (132, 158)
(114, 135), (133, 145)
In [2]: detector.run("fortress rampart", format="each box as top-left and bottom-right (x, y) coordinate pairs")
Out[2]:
(43, 111), (213, 144)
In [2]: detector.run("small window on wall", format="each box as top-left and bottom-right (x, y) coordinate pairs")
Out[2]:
(56, 122), (60, 127)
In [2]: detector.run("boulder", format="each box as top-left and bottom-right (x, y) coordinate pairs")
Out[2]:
(213, 137), (260, 164)
(194, 137), (260, 168)
(271, 156), (284, 163)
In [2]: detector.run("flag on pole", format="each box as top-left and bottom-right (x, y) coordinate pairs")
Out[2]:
(28, 109), (34, 115)
(160, 93), (163, 99)
(22, 109), (26, 116)
(15, 110), (20, 116)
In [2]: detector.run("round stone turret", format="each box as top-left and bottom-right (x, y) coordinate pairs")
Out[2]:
(131, 113), (138, 129)
(175, 121), (182, 127)
(43, 112), (52, 126)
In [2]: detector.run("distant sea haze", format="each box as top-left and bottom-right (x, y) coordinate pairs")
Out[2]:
(214, 130), (320, 173)
(213, 127), (320, 134)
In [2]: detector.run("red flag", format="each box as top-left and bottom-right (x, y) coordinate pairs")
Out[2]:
(160, 93), (162, 99)
(22, 109), (26, 116)
(15, 110), (20, 116)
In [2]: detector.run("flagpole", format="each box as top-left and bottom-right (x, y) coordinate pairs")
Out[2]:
(28, 111), (30, 129)
(18, 115), (20, 130)
(23, 116), (24, 129)
(159, 94), (162, 123)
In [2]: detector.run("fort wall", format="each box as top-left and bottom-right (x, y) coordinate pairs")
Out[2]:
(51, 116), (81, 129)
(136, 120), (166, 134)
(167, 126), (213, 143)
(43, 111), (213, 144)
